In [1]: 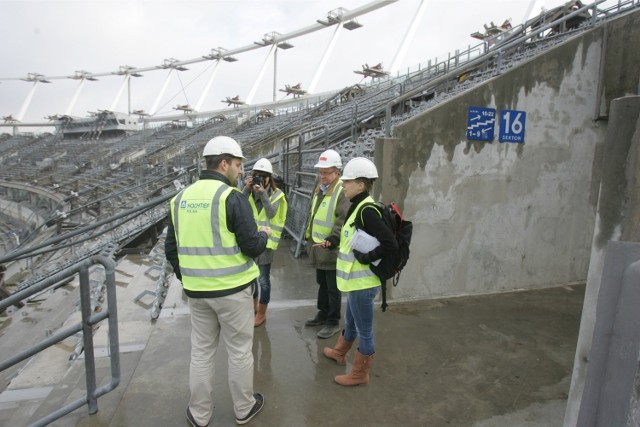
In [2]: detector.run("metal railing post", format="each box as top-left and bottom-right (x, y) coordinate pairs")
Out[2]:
(0, 249), (120, 427)
(79, 265), (98, 414)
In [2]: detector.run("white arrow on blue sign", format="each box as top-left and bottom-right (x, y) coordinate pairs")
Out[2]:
(467, 106), (496, 142)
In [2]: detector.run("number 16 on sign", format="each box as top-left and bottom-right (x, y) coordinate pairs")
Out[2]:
(499, 110), (526, 143)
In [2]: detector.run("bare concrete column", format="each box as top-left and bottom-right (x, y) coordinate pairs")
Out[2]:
(564, 95), (640, 426)
(373, 136), (406, 209)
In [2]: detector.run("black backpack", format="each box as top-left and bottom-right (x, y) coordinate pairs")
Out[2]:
(355, 202), (413, 312)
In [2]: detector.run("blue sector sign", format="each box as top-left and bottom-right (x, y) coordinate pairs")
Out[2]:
(499, 109), (526, 143)
(467, 106), (496, 142)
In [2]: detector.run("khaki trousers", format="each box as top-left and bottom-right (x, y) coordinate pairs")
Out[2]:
(187, 286), (256, 424)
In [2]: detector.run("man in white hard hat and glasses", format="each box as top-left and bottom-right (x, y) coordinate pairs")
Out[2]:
(165, 136), (271, 427)
(304, 149), (349, 339)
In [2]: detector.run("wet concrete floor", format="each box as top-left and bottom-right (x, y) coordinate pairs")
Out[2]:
(0, 239), (584, 426)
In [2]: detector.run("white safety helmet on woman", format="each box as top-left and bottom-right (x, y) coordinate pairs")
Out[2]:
(314, 149), (342, 168)
(341, 157), (378, 180)
(202, 136), (245, 159)
(252, 158), (273, 174)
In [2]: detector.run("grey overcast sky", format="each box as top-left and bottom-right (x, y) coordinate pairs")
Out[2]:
(0, 0), (607, 125)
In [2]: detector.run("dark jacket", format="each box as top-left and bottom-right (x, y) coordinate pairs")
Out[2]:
(347, 191), (399, 265)
(165, 170), (268, 298)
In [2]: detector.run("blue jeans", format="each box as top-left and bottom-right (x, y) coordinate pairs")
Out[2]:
(343, 286), (380, 356)
(254, 263), (272, 305)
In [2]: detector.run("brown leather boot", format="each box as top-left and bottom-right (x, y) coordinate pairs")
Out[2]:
(335, 350), (374, 386)
(322, 331), (353, 365)
(254, 303), (267, 327)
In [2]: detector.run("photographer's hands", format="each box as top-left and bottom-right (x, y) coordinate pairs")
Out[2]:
(244, 175), (265, 194)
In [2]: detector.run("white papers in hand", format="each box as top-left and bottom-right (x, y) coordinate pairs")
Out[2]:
(350, 229), (381, 266)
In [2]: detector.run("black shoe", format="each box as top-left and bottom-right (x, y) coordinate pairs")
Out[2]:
(236, 393), (264, 425)
(317, 323), (340, 339)
(305, 314), (326, 327)
(186, 408), (208, 427)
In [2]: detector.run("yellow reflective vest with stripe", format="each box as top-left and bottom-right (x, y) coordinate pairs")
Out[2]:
(170, 179), (259, 292)
(248, 188), (288, 250)
(306, 181), (343, 243)
(336, 195), (381, 292)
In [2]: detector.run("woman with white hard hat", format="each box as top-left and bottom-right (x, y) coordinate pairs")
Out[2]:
(243, 158), (288, 327)
(322, 157), (398, 386)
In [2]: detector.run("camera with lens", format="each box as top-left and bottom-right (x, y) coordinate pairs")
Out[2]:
(252, 175), (264, 187)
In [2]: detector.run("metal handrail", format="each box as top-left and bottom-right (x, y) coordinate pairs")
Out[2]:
(383, 0), (636, 136)
(0, 244), (121, 427)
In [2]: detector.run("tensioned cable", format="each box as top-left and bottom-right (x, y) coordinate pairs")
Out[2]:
(0, 1), (397, 82)
(153, 62), (213, 115)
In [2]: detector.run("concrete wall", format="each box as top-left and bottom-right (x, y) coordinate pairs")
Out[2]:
(564, 95), (640, 426)
(572, 242), (640, 427)
(599, 10), (640, 117)
(374, 10), (640, 301)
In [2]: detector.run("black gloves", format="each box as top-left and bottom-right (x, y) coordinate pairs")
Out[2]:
(325, 236), (339, 249)
(353, 249), (371, 264)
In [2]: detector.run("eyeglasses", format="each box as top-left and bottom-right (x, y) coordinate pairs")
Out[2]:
(319, 170), (337, 177)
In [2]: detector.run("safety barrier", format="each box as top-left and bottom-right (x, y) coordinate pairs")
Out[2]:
(0, 244), (121, 427)
(283, 171), (318, 258)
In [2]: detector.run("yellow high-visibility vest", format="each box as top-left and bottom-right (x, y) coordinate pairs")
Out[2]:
(170, 179), (258, 291)
(336, 195), (381, 292)
(249, 188), (288, 250)
(306, 181), (343, 243)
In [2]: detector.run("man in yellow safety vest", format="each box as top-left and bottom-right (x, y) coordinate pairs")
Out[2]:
(165, 136), (271, 427)
(304, 149), (350, 339)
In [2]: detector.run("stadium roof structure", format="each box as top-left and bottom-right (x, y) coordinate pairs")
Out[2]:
(0, 0), (401, 127)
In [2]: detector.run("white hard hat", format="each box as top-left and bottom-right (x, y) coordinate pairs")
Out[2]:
(203, 136), (245, 159)
(341, 157), (378, 180)
(314, 149), (342, 168)
(252, 158), (273, 174)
